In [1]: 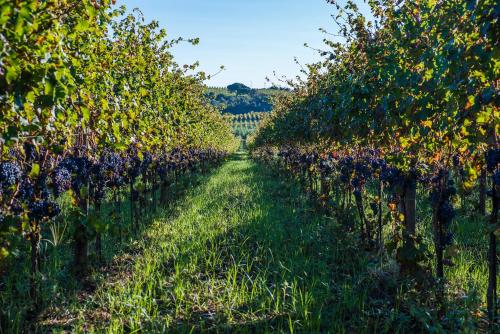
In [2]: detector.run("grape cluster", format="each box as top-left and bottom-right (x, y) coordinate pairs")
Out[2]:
(155, 153), (169, 178)
(28, 200), (61, 221)
(370, 157), (386, 171)
(23, 143), (38, 162)
(318, 154), (334, 176)
(430, 170), (456, 248)
(126, 149), (142, 180)
(339, 157), (354, 184)
(354, 161), (372, 180)
(140, 152), (153, 176)
(0, 162), (22, 191)
(486, 148), (499, 172)
(18, 179), (35, 201)
(58, 156), (91, 192)
(89, 161), (106, 203)
(52, 166), (72, 196)
(100, 150), (125, 188)
(380, 165), (402, 188)
(1, 145), (228, 231)
(350, 158), (373, 195)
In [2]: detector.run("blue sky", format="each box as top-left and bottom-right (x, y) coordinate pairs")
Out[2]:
(118, 0), (367, 88)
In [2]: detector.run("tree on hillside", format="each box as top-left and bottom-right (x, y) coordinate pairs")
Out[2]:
(227, 82), (253, 95)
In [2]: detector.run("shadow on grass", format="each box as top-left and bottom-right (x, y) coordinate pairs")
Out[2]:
(230, 150), (250, 162)
(0, 164), (226, 334)
(94, 156), (492, 334)
(149, 158), (372, 333)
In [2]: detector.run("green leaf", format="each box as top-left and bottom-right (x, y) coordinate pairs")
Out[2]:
(75, 19), (90, 32)
(81, 107), (90, 122)
(44, 80), (54, 97)
(5, 63), (21, 84)
(29, 163), (40, 178)
(0, 5), (12, 25)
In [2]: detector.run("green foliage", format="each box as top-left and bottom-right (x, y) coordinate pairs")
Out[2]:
(253, 0), (498, 170)
(0, 0), (238, 325)
(250, 0), (499, 328)
(224, 112), (267, 138)
(206, 84), (288, 115)
(0, 0), (237, 156)
(227, 82), (253, 95)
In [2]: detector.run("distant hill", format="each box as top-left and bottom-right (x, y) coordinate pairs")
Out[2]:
(206, 83), (289, 115)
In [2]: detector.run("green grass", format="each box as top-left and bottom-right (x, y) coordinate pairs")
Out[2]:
(0, 170), (208, 333)
(8, 152), (491, 333)
(36, 152), (373, 333)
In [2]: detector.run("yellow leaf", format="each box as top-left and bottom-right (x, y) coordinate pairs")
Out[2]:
(421, 120), (433, 128)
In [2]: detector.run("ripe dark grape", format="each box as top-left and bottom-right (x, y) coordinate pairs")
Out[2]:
(11, 202), (23, 215)
(59, 156), (91, 192)
(486, 149), (499, 172)
(28, 200), (61, 220)
(24, 143), (38, 161)
(8, 148), (22, 161)
(100, 151), (125, 188)
(89, 161), (106, 201)
(141, 152), (153, 175)
(354, 162), (371, 180)
(0, 162), (22, 189)
(380, 166), (402, 187)
(351, 177), (361, 188)
(438, 202), (455, 226)
(156, 153), (169, 178)
(18, 179), (35, 201)
(353, 189), (362, 199)
(370, 158), (386, 171)
(126, 151), (142, 180)
(319, 157), (333, 176)
(52, 167), (72, 196)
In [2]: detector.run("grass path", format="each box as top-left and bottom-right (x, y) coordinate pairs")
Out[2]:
(26, 152), (492, 333)
(48, 152), (370, 333)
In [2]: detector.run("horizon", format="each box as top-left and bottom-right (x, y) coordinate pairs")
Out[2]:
(119, 0), (371, 88)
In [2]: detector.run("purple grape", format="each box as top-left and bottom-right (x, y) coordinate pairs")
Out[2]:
(0, 162), (22, 189)
(493, 171), (500, 186)
(18, 179), (35, 201)
(353, 189), (362, 199)
(486, 149), (499, 172)
(29, 200), (61, 220)
(52, 167), (72, 196)
(100, 151), (125, 188)
(351, 177), (361, 188)
(59, 156), (91, 192)
(24, 143), (38, 161)
(438, 202), (455, 226)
